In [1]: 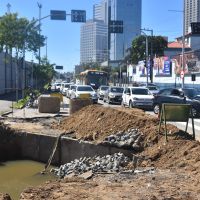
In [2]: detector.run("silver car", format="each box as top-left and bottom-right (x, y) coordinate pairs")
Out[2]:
(103, 86), (124, 104)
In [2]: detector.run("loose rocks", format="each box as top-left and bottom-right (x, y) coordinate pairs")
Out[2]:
(102, 128), (143, 151)
(51, 153), (132, 178)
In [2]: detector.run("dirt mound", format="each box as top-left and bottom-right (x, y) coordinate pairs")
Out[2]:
(140, 137), (200, 173)
(53, 105), (178, 144)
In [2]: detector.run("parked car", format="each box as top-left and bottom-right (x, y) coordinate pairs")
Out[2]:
(122, 87), (154, 109)
(153, 88), (200, 117)
(146, 85), (160, 95)
(179, 88), (200, 100)
(66, 85), (77, 98)
(51, 82), (61, 92)
(61, 83), (71, 95)
(103, 86), (124, 104)
(70, 85), (98, 103)
(97, 85), (109, 100)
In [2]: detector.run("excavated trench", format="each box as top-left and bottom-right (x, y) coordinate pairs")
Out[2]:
(0, 122), (134, 200)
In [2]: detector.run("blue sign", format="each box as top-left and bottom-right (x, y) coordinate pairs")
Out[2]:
(163, 60), (171, 74)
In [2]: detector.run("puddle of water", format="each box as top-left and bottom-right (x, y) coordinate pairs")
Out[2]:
(0, 160), (57, 200)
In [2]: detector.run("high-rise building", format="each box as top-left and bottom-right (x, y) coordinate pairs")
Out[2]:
(80, 20), (108, 64)
(184, 0), (200, 34)
(109, 0), (142, 61)
(80, 0), (141, 65)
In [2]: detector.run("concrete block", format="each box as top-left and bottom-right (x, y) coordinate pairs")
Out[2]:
(38, 96), (60, 113)
(69, 99), (92, 114)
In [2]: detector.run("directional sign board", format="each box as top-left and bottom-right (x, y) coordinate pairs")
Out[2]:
(109, 20), (123, 33)
(71, 10), (86, 23)
(50, 10), (66, 20)
(55, 66), (63, 70)
(191, 22), (200, 34)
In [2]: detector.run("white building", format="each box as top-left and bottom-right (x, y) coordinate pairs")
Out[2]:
(80, 20), (108, 64)
(185, 0), (200, 34)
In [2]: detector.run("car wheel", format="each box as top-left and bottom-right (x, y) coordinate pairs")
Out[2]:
(103, 98), (106, 102)
(153, 104), (160, 114)
(108, 98), (111, 104)
(191, 107), (198, 118)
(121, 100), (125, 107)
(129, 100), (133, 108)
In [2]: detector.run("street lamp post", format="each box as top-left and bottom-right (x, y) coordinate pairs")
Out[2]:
(169, 8), (185, 89)
(141, 30), (149, 86)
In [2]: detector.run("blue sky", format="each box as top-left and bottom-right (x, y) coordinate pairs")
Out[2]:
(0, 0), (183, 72)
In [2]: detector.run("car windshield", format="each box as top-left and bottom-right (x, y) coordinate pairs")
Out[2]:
(56, 84), (61, 86)
(147, 86), (158, 90)
(132, 88), (149, 95)
(70, 85), (76, 90)
(64, 85), (70, 88)
(77, 86), (94, 91)
(101, 86), (109, 91)
(110, 87), (124, 93)
(183, 89), (198, 98)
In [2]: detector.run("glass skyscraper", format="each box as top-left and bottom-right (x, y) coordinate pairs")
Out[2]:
(109, 0), (142, 61)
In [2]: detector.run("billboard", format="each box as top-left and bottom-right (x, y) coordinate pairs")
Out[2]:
(173, 50), (200, 74)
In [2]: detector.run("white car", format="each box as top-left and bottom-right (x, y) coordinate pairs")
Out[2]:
(66, 85), (77, 98)
(122, 87), (154, 109)
(51, 82), (61, 92)
(61, 83), (71, 95)
(70, 85), (98, 103)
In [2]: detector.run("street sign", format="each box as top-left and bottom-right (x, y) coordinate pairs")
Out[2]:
(55, 66), (63, 70)
(109, 20), (123, 33)
(191, 22), (200, 34)
(191, 74), (196, 81)
(50, 10), (66, 20)
(180, 70), (184, 79)
(71, 10), (86, 23)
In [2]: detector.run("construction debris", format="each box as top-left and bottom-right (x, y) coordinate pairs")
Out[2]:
(51, 153), (132, 178)
(101, 128), (143, 151)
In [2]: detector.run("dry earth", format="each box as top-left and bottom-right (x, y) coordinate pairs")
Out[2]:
(1, 105), (200, 199)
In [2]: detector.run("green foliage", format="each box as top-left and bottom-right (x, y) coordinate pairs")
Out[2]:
(130, 35), (168, 64)
(33, 57), (56, 88)
(13, 97), (29, 109)
(0, 13), (45, 56)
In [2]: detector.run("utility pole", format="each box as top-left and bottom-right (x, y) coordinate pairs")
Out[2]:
(6, 3), (11, 14)
(38, 2), (42, 66)
(141, 30), (149, 86)
(45, 36), (48, 62)
(168, 9), (185, 88)
(141, 28), (153, 83)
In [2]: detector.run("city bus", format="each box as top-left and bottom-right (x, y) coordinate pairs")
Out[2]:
(78, 70), (108, 89)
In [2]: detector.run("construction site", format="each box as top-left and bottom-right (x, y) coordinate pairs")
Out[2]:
(0, 99), (200, 200)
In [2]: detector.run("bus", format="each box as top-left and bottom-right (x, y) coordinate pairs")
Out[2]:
(78, 70), (108, 89)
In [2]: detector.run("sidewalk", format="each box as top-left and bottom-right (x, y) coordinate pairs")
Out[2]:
(5, 97), (70, 119)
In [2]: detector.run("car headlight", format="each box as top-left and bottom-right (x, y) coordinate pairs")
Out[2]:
(133, 97), (139, 100)
(109, 94), (115, 98)
(92, 93), (97, 97)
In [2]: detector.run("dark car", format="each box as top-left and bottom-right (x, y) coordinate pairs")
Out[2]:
(153, 88), (200, 117)
(103, 86), (124, 104)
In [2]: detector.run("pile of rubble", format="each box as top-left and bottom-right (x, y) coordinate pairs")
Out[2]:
(101, 129), (143, 151)
(51, 153), (132, 178)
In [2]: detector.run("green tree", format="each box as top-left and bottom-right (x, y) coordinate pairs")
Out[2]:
(130, 35), (168, 64)
(0, 13), (45, 56)
(33, 57), (56, 88)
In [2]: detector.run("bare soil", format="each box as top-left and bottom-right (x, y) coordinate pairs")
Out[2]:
(1, 105), (200, 199)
